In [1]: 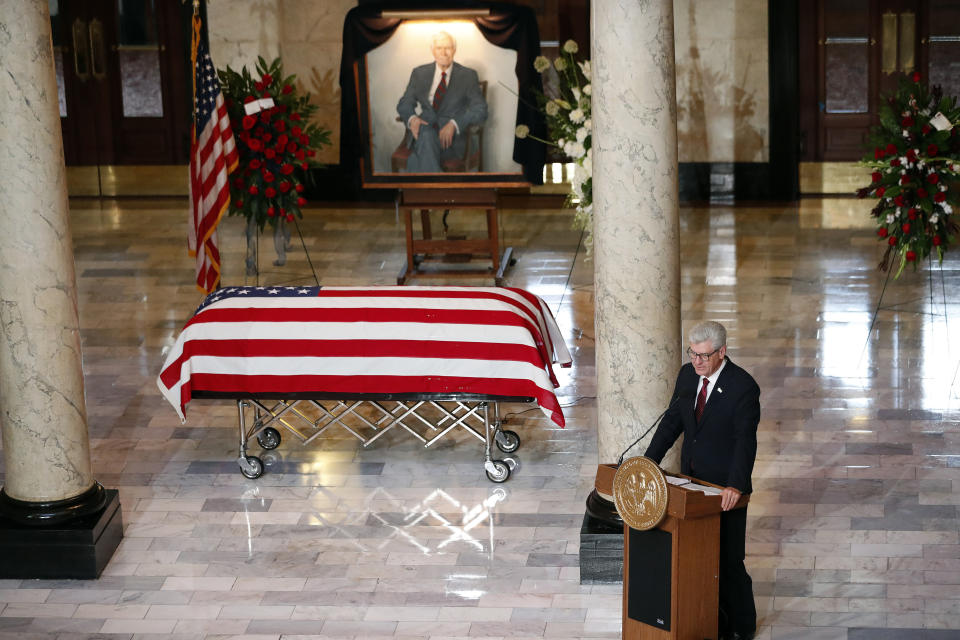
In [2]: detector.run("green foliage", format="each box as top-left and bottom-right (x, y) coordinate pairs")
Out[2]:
(218, 57), (331, 229)
(857, 73), (960, 274)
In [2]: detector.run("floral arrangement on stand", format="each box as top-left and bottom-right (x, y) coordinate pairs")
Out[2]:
(857, 72), (960, 277)
(218, 57), (330, 230)
(515, 40), (593, 245)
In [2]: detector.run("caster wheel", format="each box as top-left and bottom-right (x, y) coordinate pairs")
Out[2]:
(485, 460), (511, 483)
(240, 456), (264, 479)
(495, 429), (520, 453)
(257, 426), (281, 450)
(503, 457), (519, 471)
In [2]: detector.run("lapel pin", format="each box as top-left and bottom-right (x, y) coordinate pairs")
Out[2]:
(717, 387), (723, 394)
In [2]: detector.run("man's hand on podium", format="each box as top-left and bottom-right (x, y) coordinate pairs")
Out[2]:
(721, 487), (741, 511)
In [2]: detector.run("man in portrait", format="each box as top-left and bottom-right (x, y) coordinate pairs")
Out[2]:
(396, 31), (488, 172)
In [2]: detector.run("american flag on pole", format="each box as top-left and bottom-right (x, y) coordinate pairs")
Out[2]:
(188, 31), (237, 293)
(157, 286), (572, 426)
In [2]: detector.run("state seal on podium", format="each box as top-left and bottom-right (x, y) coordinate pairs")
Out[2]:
(612, 456), (668, 531)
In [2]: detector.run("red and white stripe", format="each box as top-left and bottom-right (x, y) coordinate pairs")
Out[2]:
(158, 287), (571, 426)
(188, 91), (237, 293)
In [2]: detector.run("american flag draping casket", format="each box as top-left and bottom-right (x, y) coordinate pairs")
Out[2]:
(157, 286), (572, 427)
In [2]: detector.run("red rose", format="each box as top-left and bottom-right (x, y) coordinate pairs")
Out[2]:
(280, 163), (294, 175)
(928, 173), (940, 184)
(877, 228), (888, 237)
(260, 112), (270, 123)
(235, 199), (243, 208)
(927, 144), (939, 156)
(250, 159), (263, 170)
(906, 149), (918, 161)
(291, 113), (301, 121)
(917, 187), (928, 198)
(871, 171), (882, 183)
(248, 139), (262, 151)
(280, 208), (286, 216)
(907, 208), (917, 220)
(922, 125), (931, 135)
(261, 91), (270, 98)
(276, 120), (286, 132)
(899, 175), (909, 185)
(282, 84), (293, 94)
(265, 187), (276, 198)
(267, 206), (275, 217)
(890, 158), (901, 167)
(292, 126), (302, 137)
(906, 250), (917, 261)
(244, 95), (257, 104)
(242, 115), (256, 130)
(301, 162), (309, 170)
(902, 223), (911, 233)
(297, 197), (306, 206)
(876, 187), (886, 197)
(911, 71), (921, 82)
(261, 73), (273, 84)
(248, 185), (258, 195)
(277, 134), (288, 146)
(295, 149), (305, 160)
(299, 135), (309, 145)
(295, 183), (304, 193)
(875, 148), (885, 160)
(933, 236), (942, 246)
(307, 150), (316, 157)
(279, 181), (291, 193)
(264, 171), (275, 183)
(901, 116), (914, 128)
(934, 192), (946, 202)
(287, 142), (297, 153)
(888, 236), (897, 246)
(286, 213), (294, 222)
(894, 195), (905, 206)
(886, 143), (897, 154)
(265, 149), (276, 159)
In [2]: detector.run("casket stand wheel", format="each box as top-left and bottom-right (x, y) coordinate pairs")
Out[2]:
(239, 456), (263, 479)
(256, 426), (281, 450)
(495, 429), (520, 453)
(484, 459), (511, 483)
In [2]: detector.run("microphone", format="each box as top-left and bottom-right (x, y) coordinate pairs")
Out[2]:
(616, 391), (691, 466)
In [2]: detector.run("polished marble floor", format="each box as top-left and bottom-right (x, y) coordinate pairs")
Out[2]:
(0, 197), (959, 639)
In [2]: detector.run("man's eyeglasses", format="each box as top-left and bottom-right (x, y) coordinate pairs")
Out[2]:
(686, 347), (719, 361)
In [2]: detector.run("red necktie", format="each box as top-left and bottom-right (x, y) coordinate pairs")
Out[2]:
(695, 377), (709, 422)
(432, 71), (447, 110)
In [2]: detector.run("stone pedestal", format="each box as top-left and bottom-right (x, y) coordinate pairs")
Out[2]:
(0, 0), (121, 577)
(583, 0), (683, 583)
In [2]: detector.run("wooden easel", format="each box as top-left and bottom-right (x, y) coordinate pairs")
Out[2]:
(396, 188), (513, 285)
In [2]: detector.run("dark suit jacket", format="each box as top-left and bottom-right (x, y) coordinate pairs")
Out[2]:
(396, 62), (487, 138)
(644, 358), (760, 494)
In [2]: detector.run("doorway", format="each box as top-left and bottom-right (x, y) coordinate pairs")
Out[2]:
(50, 0), (191, 194)
(800, 0), (960, 162)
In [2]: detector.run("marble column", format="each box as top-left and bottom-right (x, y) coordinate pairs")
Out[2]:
(581, 0), (682, 583)
(0, 1), (118, 562)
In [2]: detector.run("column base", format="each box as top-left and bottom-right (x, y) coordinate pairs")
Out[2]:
(0, 488), (122, 579)
(580, 488), (625, 585)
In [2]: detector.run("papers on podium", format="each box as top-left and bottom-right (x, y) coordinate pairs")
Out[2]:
(665, 475), (724, 496)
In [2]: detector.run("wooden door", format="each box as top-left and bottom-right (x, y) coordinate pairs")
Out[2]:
(50, 0), (190, 168)
(807, 0), (960, 161)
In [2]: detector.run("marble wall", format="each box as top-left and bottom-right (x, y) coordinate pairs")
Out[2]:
(208, 0), (352, 165)
(674, 0), (769, 163)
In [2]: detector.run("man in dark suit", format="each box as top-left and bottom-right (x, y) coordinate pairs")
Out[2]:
(644, 320), (759, 640)
(396, 31), (487, 172)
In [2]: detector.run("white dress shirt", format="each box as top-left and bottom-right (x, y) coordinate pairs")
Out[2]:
(695, 356), (728, 411)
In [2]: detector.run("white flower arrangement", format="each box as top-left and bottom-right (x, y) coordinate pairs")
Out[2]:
(515, 40), (593, 245)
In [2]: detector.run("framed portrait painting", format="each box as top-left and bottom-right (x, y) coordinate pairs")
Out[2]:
(340, 4), (547, 189)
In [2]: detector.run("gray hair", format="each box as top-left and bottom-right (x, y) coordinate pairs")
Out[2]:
(688, 321), (726, 350)
(432, 31), (456, 49)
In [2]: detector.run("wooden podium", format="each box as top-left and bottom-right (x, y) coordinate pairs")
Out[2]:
(597, 463), (748, 640)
